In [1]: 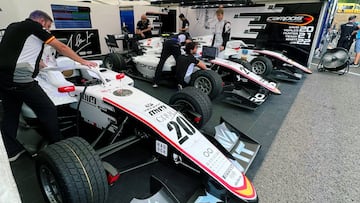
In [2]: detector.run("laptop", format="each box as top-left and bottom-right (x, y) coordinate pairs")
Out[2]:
(201, 46), (218, 60)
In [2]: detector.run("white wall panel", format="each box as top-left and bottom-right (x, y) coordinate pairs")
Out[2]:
(0, 0), (121, 54)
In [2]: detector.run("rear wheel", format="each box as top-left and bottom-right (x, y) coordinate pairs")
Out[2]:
(36, 137), (108, 203)
(169, 87), (212, 128)
(103, 53), (126, 72)
(189, 70), (223, 100)
(250, 56), (273, 76)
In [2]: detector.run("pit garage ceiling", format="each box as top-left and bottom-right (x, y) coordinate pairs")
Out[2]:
(67, 0), (324, 6)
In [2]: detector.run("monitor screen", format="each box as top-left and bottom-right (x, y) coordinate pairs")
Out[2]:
(202, 46), (218, 59)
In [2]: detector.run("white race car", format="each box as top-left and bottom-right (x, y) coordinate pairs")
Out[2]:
(104, 36), (224, 100)
(104, 35), (278, 110)
(19, 46), (261, 203)
(193, 35), (312, 82)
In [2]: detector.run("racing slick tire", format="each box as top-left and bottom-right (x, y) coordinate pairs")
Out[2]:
(250, 56), (273, 76)
(169, 87), (212, 128)
(230, 58), (253, 71)
(35, 137), (108, 203)
(189, 70), (223, 100)
(103, 53), (126, 72)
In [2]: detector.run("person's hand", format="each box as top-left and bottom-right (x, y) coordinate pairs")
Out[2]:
(219, 46), (225, 51)
(39, 60), (47, 69)
(81, 60), (98, 68)
(141, 32), (145, 38)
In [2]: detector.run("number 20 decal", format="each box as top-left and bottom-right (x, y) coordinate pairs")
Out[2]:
(167, 116), (196, 145)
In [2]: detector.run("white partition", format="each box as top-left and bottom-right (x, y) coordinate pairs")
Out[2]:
(0, 0), (121, 54)
(0, 133), (22, 203)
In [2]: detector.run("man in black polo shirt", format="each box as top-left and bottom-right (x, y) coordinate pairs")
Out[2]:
(176, 42), (207, 86)
(179, 13), (190, 34)
(337, 15), (358, 51)
(0, 10), (97, 162)
(136, 14), (152, 39)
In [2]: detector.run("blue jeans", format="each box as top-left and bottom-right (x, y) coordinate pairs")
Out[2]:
(355, 39), (360, 53)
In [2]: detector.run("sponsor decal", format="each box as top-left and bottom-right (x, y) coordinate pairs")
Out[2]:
(145, 103), (153, 108)
(82, 94), (96, 106)
(266, 14), (314, 26)
(155, 140), (168, 157)
(156, 111), (177, 122)
(148, 104), (167, 116)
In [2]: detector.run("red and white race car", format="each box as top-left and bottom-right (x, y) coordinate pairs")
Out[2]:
(193, 35), (312, 82)
(19, 46), (261, 203)
(104, 35), (279, 110)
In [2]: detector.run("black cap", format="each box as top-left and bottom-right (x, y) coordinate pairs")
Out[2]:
(179, 13), (185, 18)
(349, 15), (356, 21)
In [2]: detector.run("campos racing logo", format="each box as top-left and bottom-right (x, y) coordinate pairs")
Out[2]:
(266, 14), (314, 26)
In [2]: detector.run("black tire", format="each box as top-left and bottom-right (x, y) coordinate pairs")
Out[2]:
(103, 53), (126, 72)
(189, 70), (223, 100)
(230, 58), (253, 71)
(169, 87), (212, 128)
(36, 137), (108, 203)
(250, 56), (273, 76)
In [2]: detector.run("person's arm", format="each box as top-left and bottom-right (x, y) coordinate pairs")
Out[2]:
(196, 60), (207, 70)
(135, 21), (145, 37)
(47, 38), (97, 67)
(142, 20), (152, 33)
(221, 21), (231, 51)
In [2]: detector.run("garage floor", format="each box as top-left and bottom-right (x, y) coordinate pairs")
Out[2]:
(5, 60), (360, 202)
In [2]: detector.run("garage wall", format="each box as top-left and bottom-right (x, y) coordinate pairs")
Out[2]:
(0, 0), (121, 54)
(179, 5), (288, 38)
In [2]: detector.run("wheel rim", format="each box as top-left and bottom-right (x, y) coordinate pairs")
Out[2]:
(173, 99), (197, 123)
(174, 99), (195, 112)
(193, 76), (212, 95)
(104, 58), (113, 69)
(252, 61), (267, 74)
(39, 165), (63, 203)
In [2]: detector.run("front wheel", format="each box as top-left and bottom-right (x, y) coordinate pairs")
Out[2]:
(103, 53), (126, 72)
(169, 87), (212, 128)
(36, 137), (108, 203)
(189, 70), (223, 100)
(250, 56), (273, 76)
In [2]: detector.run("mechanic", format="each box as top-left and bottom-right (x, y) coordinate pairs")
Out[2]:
(179, 13), (190, 34)
(336, 15), (358, 51)
(152, 33), (191, 88)
(212, 8), (231, 52)
(0, 10), (97, 162)
(176, 42), (207, 87)
(135, 14), (152, 39)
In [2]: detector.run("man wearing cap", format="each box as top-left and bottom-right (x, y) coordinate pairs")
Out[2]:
(337, 15), (358, 51)
(152, 34), (191, 87)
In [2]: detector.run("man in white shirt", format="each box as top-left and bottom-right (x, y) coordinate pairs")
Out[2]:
(212, 8), (231, 52)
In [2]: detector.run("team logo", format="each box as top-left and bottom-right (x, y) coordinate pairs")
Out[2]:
(266, 14), (314, 26)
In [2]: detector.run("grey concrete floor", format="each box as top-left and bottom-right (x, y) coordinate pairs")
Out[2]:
(253, 64), (360, 202)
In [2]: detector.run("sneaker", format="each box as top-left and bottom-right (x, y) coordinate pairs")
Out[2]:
(350, 63), (359, 68)
(8, 150), (26, 162)
(152, 84), (158, 88)
(177, 84), (183, 90)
